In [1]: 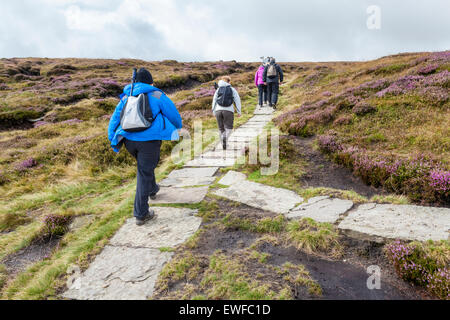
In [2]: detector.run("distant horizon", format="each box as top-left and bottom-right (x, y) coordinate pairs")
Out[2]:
(2, 49), (448, 64)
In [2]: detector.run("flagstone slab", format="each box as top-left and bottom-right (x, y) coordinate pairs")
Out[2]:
(338, 203), (450, 242)
(214, 180), (303, 214)
(229, 131), (262, 139)
(286, 196), (354, 223)
(110, 207), (201, 248)
(254, 108), (275, 115)
(229, 134), (261, 140)
(239, 123), (267, 128)
(184, 157), (237, 167)
(62, 246), (172, 300)
(245, 122), (270, 126)
(214, 142), (250, 151)
(200, 150), (243, 159)
(218, 170), (247, 186)
(150, 186), (209, 204)
(167, 167), (218, 179)
(228, 136), (256, 143)
(160, 176), (216, 187)
(248, 115), (273, 122)
(231, 130), (263, 137)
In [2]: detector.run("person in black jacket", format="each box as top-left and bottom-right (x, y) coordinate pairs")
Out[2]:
(263, 57), (284, 109)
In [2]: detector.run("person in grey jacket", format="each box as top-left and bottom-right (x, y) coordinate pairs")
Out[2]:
(263, 57), (284, 109)
(212, 76), (241, 150)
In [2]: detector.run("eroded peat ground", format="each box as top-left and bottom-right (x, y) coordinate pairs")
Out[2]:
(152, 195), (427, 300)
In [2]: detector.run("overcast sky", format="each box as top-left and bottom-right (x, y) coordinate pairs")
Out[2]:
(1, 0), (449, 62)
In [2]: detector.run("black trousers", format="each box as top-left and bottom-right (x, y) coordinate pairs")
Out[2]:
(124, 139), (162, 218)
(267, 82), (279, 106)
(215, 110), (234, 139)
(258, 84), (267, 105)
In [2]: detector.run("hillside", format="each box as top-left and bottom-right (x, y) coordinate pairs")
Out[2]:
(0, 52), (448, 300)
(273, 51), (449, 205)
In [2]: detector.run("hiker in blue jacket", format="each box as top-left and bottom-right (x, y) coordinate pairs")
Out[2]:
(108, 68), (182, 225)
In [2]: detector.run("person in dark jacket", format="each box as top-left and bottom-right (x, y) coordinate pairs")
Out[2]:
(263, 57), (284, 109)
(108, 68), (182, 225)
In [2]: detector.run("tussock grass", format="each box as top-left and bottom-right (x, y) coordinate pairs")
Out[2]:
(201, 252), (291, 300)
(286, 218), (343, 258)
(221, 213), (342, 258)
(279, 262), (322, 296)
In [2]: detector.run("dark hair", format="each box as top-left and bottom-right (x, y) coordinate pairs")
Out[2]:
(135, 68), (153, 85)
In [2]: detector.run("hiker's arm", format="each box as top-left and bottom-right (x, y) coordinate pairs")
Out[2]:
(254, 71), (258, 87)
(160, 95), (182, 129)
(278, 65), (284, 82)
(263, 67), (267, 82)
(108, 99), (124, 141)
(233, 88), (242, 115)
(212, 90), (218, 114)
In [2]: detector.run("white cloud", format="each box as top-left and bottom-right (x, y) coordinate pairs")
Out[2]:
(0, 0), (449, 61)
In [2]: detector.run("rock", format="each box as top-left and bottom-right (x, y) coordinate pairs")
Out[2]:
(69, 215), (94, 231)
(214, 141), (249, 151)
(239, 123), (267, 128)
(254, 107), (274, 115)
(228, 136), (256, 143)
(200, 149), (243, 159)
(248, 115), (273, 122)
(110, 207), (201, 248)
(150, 186), (209, 204)
(167, 167), (218, 178)
(159, 176), (216, 187)
(184, 157), (237, 167)
(230, 129), (263, 137)
(338, 203), (450, 242)
(214, 180), (303, 214)
(62, 246), (172, 300)
(218, 170), (247, 186)
(287, 197), (354, 223)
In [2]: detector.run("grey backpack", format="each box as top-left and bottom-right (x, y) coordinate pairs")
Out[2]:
(120, 69), (157, 133)
(267, 64), (278, 78)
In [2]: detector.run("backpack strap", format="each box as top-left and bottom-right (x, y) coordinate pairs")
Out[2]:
(150, 91), (163, 99)
(150, 91), (166, 129)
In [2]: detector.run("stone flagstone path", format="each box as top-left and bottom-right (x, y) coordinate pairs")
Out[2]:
(63, 106), (275, 300)
(216, 170), (450, 242)
(63, 105), (450, 300)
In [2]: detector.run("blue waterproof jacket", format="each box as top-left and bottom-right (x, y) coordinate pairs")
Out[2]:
(108, 83), (182, 153)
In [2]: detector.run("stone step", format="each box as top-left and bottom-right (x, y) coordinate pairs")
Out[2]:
(160, 176), (216, 187)
(63, 206), (201, 300)
(200, 149), (244, 159)
(167, 167), (219, 178)
(338, 203), (450, 242)
(254, 108), (275, 115)
(286, 196), (354, 223)
(213, 171), (303, 214)
(110, 207), (202, 248)
(248, 115), (273, 122)
(149, 186), (209, 204)
(230, 130), (263, 137)
(63, 246), (172, 300)
(227, 136), (256, 143)
(184, 157), (237, 167)
(214, 141), (250, 151)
